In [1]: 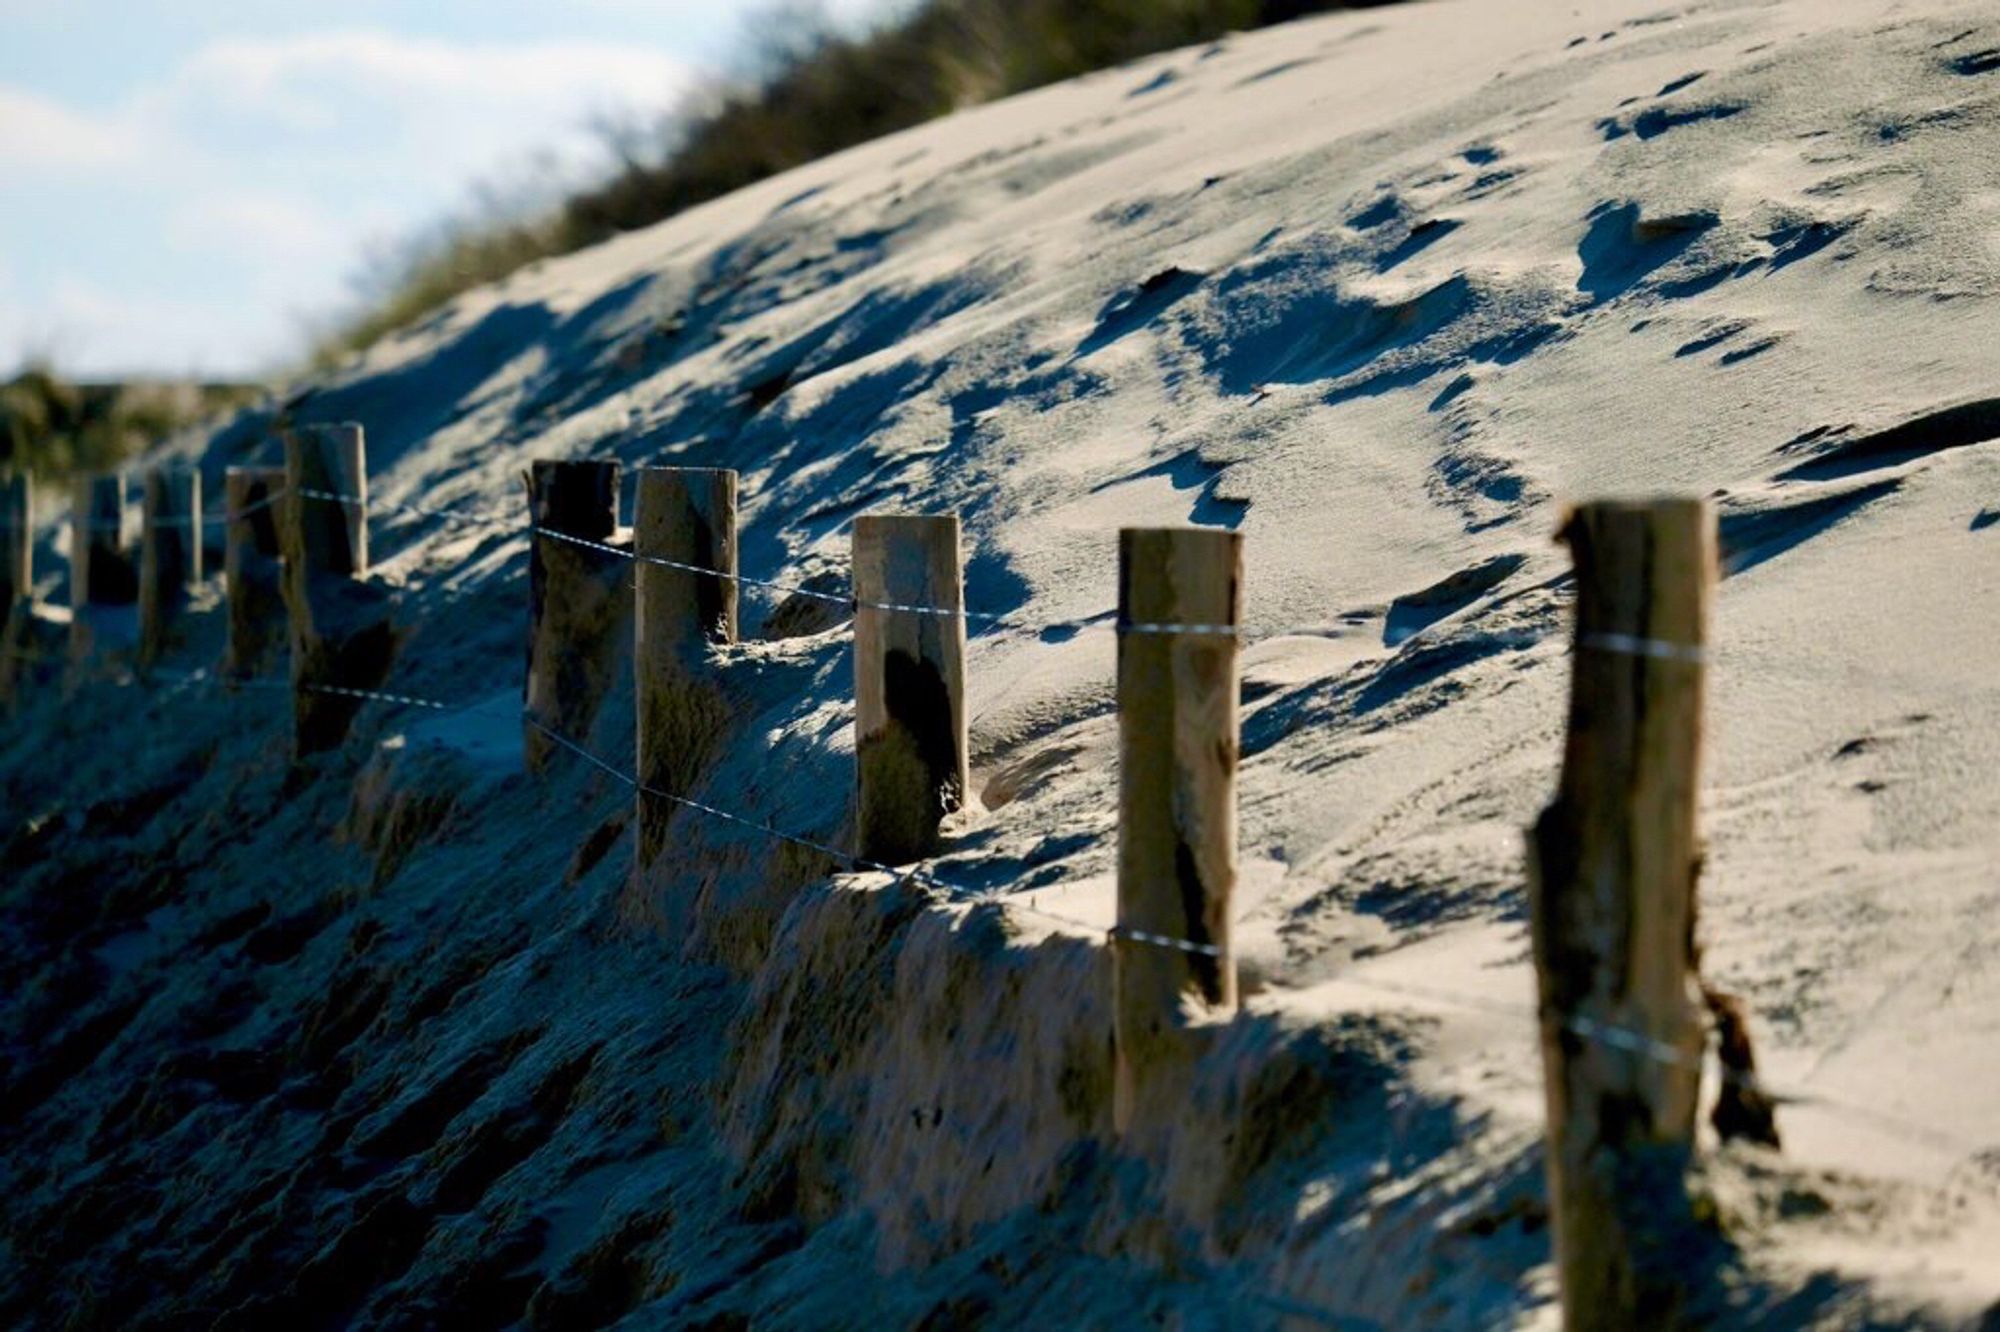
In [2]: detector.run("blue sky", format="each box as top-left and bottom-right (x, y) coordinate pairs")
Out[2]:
(0, 1), (884, 380)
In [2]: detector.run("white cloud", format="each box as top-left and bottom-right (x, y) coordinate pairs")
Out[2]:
(1, 29), (701, 376)
(0, 86), (144, 168)
(164, 32), (693, 154)
(166, 192), (376, 267)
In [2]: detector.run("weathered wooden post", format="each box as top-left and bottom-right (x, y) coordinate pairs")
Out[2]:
(852, 514), (967, 865)
(0, 471), (29, 700)
(1111, 526), (1242, 1135)
(523, 459), (626, 774)
(288, 423), (367, 576)
(138, 463), (201, 667)
(68, 470), (135, 659)
(1528, 498), (1714, 1332)
(282, 423), (395, 754)
(223, 465), (287, 680)
(634, 466), (738, 866)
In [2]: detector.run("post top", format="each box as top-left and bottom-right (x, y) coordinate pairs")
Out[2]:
(636, 464), (738, 479)
(1564, 495), (1711, 519)
(853, 512), (960, 534)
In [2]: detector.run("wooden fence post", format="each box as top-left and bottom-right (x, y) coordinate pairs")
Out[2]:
(852, 513), (967, 865)
(1528, 498), (1714, 1332)
(1, 471), (29, 701)
(634, 466), (737, 868)
(523, 459), (626, 774)
(69, 470), (135, 659)
(1112, 526), (1242, 1136)
(138, 463), (201, 667)
(282, 424), (395, 755)
(223, 465), (287, 680)
(288, 423), (367, 577)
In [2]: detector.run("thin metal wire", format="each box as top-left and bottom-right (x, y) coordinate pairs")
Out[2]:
(206, 487), (289, 526)
(276, 490), (1324, 638)
(526, 713), (942, 886)
(1577, 631), (1708, 665)
(531, 524), (891, 615)
(297, 487), (512, 533)
(13, 624), (1980, 1160)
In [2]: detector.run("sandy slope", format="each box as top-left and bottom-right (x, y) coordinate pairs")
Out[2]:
(5, 0), (2000, 1326)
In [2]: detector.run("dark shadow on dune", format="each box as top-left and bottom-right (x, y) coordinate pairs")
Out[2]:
(1351, 634), (1515, 714)
(1089, 448), (1248, 528)
(1576, 202), (1718, 303)
(1948, 47), (2000, 76)
(1077, 267), (1205, 356)
(1349, 195), (1399, 229)
(1766, 215), (1858, 271)
(1377, 218), (1461, 272)
(1383, 554), (1526, 646)
(964, 542), (1033, 631)
(292, 302), (560, 472)
(1205, 264), (1475, 395)
(1774, 398), (2000, 482)
(1720, 480), (1901, 576)
(1597, 92), (1746, 141)
(1675, 320), (1748, 357)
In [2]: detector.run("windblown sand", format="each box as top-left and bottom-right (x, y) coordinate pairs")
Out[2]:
(5, 0), (2000, 1326)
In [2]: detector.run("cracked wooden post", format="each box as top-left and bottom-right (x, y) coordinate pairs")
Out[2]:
(223, 465), (287, 680)
(523, 459), (625, 774)
(852, 514), (967, 865)
(282, 423), (393, 755)
(1112, 526), (1242, 1136)
(69, 470), (134, 660)
(634, 466), (737, 868)
(1, 471), (29, 701)
(138, 463), (201, 668)
(1528, 497), (1714, 1332)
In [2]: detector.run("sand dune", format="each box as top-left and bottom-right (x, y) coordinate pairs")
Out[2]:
(5, 0), (2000, 1325)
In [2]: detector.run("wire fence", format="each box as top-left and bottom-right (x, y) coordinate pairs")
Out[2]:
(18, 646), (1976, 1165)
(3, 482), (1987, 1170)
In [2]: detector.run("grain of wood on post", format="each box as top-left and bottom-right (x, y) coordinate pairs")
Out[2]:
(523, 459), (628, 774)
(852, 514), (967, 865)
(634, 466), (738, 869)
(286, 422), (367, 578)
(223, 465), (287, 680)
(69, 470), (135, 659)
(138, 464), (201, 668)
(282, 424), (397, 755)
(1528, 497), (1714, 1332)
(1112, 525), (1242, 1136)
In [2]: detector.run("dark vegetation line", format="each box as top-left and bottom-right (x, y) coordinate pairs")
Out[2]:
(326, 0), (1407, 359)
(0, 369), (256, 486)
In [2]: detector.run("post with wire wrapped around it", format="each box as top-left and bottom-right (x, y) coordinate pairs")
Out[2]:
(138, 463), (201, 668)
(69, 469), (136, 660)
(1112, 526), (1242, 1136)
(1, 471), (30, 701)
(852, 513), (968, 866)
(523, 459), (628, 774)
(1527, 497), (1715, 1332)
(634, 466), (738, 868)
(223, 465), (288, 680)
(281, 423), (398, 755)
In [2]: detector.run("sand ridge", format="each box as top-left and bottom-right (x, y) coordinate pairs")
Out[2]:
(4, 0), (2000, 1325)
